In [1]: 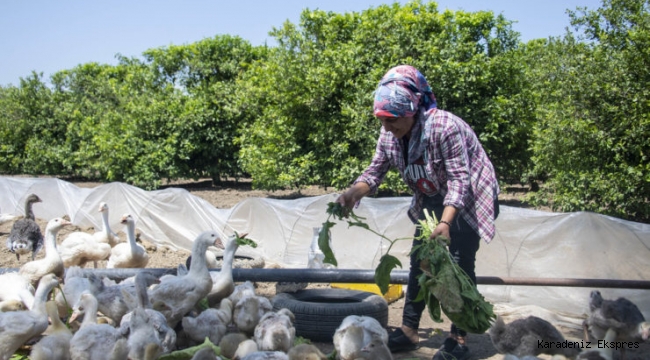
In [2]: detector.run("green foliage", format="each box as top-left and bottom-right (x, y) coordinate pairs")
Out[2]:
(374, 254), (403, 295)
(159, 337), (220, 359)
(9, 351), (29, 360)
(412, 210), (495, 333)
(234, 232), (258, 248)
(46, 61), (196, 188)
(0, 73), (61, 174)
(0, 0), (647, 222)
(144, 35), (269, 184)
(525, 0), (650, 221)
(0, 36), (265, 189)
(236, 0), (528, 190)
(320, 203), (494, 332)
(321, 202), (408, 293)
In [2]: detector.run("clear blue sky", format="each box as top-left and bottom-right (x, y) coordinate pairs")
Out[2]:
(1, 0), (602, 87)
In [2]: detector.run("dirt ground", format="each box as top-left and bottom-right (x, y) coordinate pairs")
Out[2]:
(1, 178), (648, 359)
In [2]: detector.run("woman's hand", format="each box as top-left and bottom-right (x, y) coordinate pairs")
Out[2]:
(430, 222), (451, 240)
(335, 190), (357, 209)
(335, 182), (371, 216)
(429, 205), (458, 240)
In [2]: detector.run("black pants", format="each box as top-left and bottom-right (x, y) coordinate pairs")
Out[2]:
(401, 195), (499, 337)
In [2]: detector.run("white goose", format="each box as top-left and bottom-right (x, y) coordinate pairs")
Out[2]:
(219, 332), (250, 359)
(19, 217), (71, 286)
(68, 291), (124, 360)
(358, 333), (393, 360)
(228, 281), (257, 304)
(59, 231), (111, 269)
(287, 344), (328, 360)
(94, 202), (121, 247)
(182, 297), (233, 347)
(232, 294), (274, 336)
(333, 315), (389, 360)
(233, 339), (259, 359)
(149, 230), (225, 328)
(93, 274), (152, 325)
(30, 300), (73, 360)
(58, 202), (120, 268)
(55, 266), (104, 321)
(119, 271), (176, 355)
(107, 214), (149, 269)
(0, 273), (59, 360)
(253, 308), (296, 353)
(207, 233), (249, 308)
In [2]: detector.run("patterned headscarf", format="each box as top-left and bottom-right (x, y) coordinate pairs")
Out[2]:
(373, 65), (437, 118)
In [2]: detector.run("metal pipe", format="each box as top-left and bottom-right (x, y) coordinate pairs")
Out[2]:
(1, 267), (649, 289)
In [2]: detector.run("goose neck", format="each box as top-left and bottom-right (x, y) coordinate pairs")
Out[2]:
(221, 242), (239, 273)
(33, 280), (56, 317)
(126, 222), (139, 252)
(25, 201), (35, 220)
(101, 211), (111, 235)
(189, 244), (209, 275)
(80, 296), (99, 326)
(134, 274), (151, 309)
(44, 228), (61, 258)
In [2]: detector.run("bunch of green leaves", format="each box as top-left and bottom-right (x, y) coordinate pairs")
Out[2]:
(9, 351), (29, 360)
(412, 210), (495, 333)
(319, 202), (411, 294)
(159, 337), (220, 359)
(233, 231), (258, 248)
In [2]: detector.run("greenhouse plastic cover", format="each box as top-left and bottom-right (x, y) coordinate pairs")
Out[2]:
(1, 176), (648, 329)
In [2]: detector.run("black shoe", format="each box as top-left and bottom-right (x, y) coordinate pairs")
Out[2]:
(387, 328), (419, 352)
(432, 338), (470, 360)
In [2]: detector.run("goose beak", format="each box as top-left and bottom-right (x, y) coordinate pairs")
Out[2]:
(68, 311), (80, 324)
(213, 237), (225, 249)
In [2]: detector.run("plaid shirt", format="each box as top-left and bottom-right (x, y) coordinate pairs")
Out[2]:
(354, 109), (500, 243)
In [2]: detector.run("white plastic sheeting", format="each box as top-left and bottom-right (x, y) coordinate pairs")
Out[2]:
(1, 176), (649, 329)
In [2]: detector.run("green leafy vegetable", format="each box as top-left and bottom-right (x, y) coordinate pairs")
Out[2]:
(412, 210), (496, 333)
(9, 351), (30, 360)
(234, 231), (258, 248)
(159, 337), (220, 360)
(321, 202), (495, 334)
(196, 298), (209, 312)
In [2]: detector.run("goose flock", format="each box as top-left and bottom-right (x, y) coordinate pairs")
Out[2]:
(1, 197), (370, 359)
(488, 290), (650, 360)
(2, 195), (649, 360)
